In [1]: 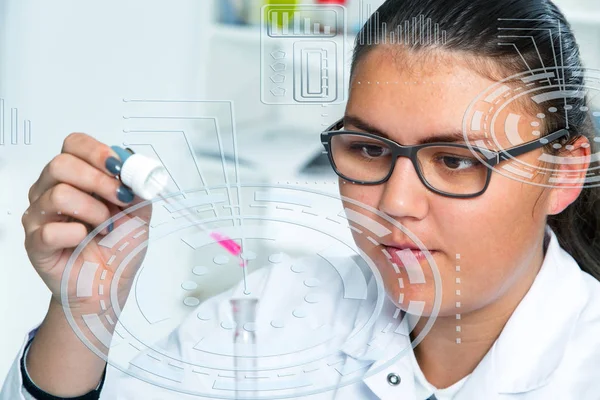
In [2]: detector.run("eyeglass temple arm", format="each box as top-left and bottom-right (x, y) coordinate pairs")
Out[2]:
(322, 118), (344, 134)
(491, 129), (570, 164)
(321, 122), (570, 165)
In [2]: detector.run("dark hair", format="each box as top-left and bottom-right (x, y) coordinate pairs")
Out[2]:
(350, 0), (600, 280)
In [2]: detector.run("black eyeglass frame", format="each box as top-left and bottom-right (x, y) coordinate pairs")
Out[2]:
(320, 118), (570, 199)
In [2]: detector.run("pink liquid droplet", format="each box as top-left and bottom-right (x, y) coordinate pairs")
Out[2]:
(209, 231), (246, 268)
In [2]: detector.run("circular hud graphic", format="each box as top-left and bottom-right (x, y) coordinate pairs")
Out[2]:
(60, 185), (442, 398)
(463, 67), (600, 188)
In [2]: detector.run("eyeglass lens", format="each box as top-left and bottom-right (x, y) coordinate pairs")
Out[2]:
(330, 134), (489, 195)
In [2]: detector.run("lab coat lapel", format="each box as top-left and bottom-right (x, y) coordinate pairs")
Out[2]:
(357, 307), (419, 399)
(456, 227), (588, 398)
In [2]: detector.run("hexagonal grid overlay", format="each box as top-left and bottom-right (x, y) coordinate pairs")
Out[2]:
(60, 184), (442, 399)
(260, 4), (347, 105)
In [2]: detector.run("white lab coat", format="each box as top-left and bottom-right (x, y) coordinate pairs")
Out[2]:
(2, 225), (600, 399)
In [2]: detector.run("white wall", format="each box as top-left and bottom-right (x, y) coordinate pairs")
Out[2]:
(554, 0), (600, 69)
(0, 0), (212, 386)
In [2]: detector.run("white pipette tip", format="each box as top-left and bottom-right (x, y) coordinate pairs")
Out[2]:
(120, 153), (168, 200)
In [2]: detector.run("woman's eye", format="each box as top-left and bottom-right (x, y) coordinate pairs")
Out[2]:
(439, 155), (480, 170)
(350, 144), (390, 158)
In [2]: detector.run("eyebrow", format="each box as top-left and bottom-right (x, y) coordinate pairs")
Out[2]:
(343, 115), (488, 145)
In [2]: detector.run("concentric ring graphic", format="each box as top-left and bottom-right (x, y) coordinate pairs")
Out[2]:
(60, 184), (442, 399)
(463, 67), (600, 188)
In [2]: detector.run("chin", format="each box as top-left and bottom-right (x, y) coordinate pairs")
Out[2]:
(384, 280), (453, 318)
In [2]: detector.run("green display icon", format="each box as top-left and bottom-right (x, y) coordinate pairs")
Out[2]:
(264, 0), (300, 32)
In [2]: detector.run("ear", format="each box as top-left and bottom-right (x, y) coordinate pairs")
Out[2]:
(546, 136), (592, 216)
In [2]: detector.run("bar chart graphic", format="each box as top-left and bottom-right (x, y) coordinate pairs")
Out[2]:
(267, 9), (338, 37)
(0, 99), (32, 146)
(357, 1), (448, 46)
(261, 4), (346, 105)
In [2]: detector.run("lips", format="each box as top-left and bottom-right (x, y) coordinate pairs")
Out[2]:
(384, 246), (437, 266)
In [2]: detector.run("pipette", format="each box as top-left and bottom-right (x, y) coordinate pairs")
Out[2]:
(114, 147), (244, 260)
(115, 147), (255, 395)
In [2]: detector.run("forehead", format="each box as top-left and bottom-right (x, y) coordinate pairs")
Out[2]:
(348, 47), (492, 119)
(351, 46), (473, 81)
(346, 47), (533, 147)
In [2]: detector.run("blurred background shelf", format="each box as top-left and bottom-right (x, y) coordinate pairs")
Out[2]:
(208, 23), (261, 43)
(565, 11), (600, 24)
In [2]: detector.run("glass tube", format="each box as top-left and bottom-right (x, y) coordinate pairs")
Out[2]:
(231, 298), (259, 399)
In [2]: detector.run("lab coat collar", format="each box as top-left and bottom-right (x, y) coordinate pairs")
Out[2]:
(460, 225), (589, 395)
(350, 225), (590, 398)
(358, 301), (418, 399)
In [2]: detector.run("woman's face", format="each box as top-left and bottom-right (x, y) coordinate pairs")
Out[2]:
(340, 47), (551, 317)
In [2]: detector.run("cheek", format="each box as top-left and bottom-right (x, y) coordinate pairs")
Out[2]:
(433, 171), (546, 247)
(424, 176), (546, 312)
(339, 180), (383, 208)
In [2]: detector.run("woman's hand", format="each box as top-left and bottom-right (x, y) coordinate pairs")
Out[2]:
(21, 132), (153, 397)
(22, 132), (151, 313)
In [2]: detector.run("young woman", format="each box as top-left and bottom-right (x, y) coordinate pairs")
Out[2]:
(2, 0), (600, 399)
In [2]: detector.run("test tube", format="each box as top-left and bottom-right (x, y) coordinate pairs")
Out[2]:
(231, 298), (259, 399)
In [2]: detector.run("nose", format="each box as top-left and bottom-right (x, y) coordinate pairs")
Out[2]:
(378, 157), (429, 220)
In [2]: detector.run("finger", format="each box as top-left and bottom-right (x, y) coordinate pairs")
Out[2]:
(25, 221), (89, 264)
(28, 153), (135, 207)
(60, 132), (123, 178)
(23, 183), (112, 236)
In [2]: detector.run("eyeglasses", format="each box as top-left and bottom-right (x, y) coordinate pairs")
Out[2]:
(321, 118), (570, 199)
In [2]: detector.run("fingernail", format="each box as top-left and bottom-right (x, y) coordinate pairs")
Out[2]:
(105, 157), (122, 175)
(117, 185), (134, 203)
(107, 222), (114, 233)
(110, 146), (133, 163)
